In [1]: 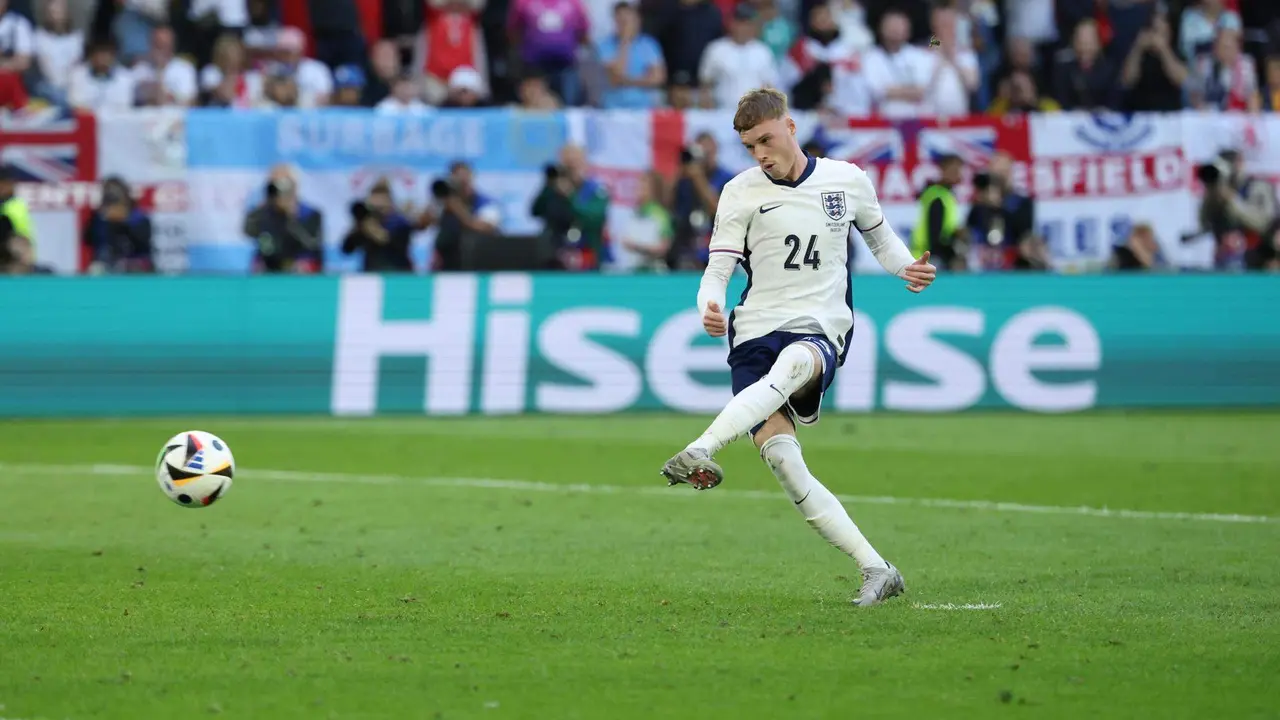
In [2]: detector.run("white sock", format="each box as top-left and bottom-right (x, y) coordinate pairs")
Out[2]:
(687, 344), (815, 456)
(760, 434), (888, 572)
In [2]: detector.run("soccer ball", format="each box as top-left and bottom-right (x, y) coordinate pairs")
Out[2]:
(155, 430), (235, 508)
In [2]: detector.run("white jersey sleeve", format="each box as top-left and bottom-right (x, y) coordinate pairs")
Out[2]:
(695, 180), (753, 314)
(849, 165), (916, 277)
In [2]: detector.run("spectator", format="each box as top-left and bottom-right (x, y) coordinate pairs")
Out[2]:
(927, 5), (978, 117)
(830, 0), (873, 52)
(1110, 222), (1165, 271)
(186, 0), (250, 68)
(1003, 0), (1057, 69)
(1051, 19), (1119, 111)
(655, 0), (722, 107)
(597, 0), (665, 109)
(68, 37), (136, 111)
(441, 64), (489, 106)
(330, 64), (366, 106)
(421, 0), (488, 105)
(132, 26), (200, 106)
(1190, 26), (1260, 112)
(200, 33), (261, 107)
(996, 36), (1044, 91)
(113, 0), (168, 65)
(425, 160), (503, 271)
(242, 0), (282, 64)
(257, 61), (300, 107)
(610, 170), (672, 273)
(0, 0), (33, 108)
(863, 10), (933, 118)
(1119, 11), (1189, 112)
(781, 4), (869, 114)
(516, 72), (561, 108)
(1103, 0), (1158, 64)
(307, 0), (367, 68)
(966, 151), (1047, 271)
(508, 0), (589, 106)
(912, 153), (965, 270)
(756, 0), (795, 62)
(1218, 148), (1279, 269)
(531, 145), (609, 271)
(376, 72), (430, 112)
(82, 176), (153, 274)
(987, 68), (1060, 115)
(242, 170), (324, 273)
(362, 39), (401, 106)
(275, 26), (333, 107)
(1, 234), (51, 274)
(1179, 0), (1242, 61)
(0, 165), (33, 248)
(342, 178), (414, 273)
(32, 0), (81, 107)
(1263, 54), (1280, 111)
(698, 5), (778, 109)
(669, 130), (730, 268)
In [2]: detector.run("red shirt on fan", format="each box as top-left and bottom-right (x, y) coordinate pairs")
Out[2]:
(423, 1), (482, 83)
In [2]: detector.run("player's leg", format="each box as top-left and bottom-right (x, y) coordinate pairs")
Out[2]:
(754, 343), (905, 607)
(688, 340), (821, 456)
(661, 336), (822, 490)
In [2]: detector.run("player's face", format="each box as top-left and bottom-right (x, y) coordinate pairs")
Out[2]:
(740, 117), (797, 180)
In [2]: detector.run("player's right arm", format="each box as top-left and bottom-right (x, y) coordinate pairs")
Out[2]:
(696, 181), (750, 337)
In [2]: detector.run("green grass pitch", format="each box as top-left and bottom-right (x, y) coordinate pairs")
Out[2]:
(1, 412), (1277, 719)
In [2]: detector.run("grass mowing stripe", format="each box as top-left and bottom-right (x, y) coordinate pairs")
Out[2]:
(2, 461), (1274, 526)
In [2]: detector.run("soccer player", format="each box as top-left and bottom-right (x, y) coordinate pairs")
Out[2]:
(660, 88), (937, 607)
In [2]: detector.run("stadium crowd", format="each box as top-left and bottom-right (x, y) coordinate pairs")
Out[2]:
(0, 0), (1278, 274)
(0, 0), (1272, 113)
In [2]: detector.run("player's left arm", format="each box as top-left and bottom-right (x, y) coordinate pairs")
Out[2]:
(849, 168), (936, 293)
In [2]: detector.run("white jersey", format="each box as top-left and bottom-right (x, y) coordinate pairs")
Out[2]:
(708, 156), (890, 357)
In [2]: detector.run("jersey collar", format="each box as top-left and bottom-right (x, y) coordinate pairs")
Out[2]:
(766, 154), (816, 188)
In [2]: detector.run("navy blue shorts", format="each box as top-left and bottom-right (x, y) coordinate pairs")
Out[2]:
(727, 331), (839, 434)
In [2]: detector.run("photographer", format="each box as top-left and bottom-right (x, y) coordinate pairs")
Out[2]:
(670, 131), (731, 269)
(342, 179), (414, 272)
(81, 176), (154, 274)
(1192, 149), (1279, 270)
(242, 174), (324, 273)
(420, 161), (502, 272)
(531, 145), (609, 271)
(964, 152), (1048, 271)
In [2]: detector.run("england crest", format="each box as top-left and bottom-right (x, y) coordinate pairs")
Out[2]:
(821, 191), (846, 221)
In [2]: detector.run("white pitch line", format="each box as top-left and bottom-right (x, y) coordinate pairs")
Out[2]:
(910, 603), (1003, 611)
(0, 462), (1275, 525)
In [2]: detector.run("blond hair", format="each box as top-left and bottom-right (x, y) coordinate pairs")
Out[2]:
(733, 88), (789, 134)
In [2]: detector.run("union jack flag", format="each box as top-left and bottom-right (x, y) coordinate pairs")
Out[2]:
(918, 126), (998, 167)
(0, 106), (95, 183)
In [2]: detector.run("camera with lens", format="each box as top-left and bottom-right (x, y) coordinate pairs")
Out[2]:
(680, 144), (704, 165)
(1196, 157), (1230, 186)
(431, 178), (454, 199)
(350, 199), (371, 221)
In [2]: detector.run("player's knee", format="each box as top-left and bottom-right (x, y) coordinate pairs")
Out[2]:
(769, 343), (818, 392)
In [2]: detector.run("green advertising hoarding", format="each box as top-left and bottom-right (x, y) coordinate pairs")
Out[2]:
(0, 274), (1276, 416)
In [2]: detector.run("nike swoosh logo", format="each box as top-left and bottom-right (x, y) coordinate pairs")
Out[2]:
(795, 490), (811, 506)
(760, 203), (783, 214)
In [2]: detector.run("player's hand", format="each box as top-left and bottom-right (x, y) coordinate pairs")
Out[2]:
(903, 251), (936, 293)
(702, 301), (728, 337)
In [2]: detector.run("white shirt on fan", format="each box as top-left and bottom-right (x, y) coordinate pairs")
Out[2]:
(699, 37), (780, 109)
(33, 28), (83, 91)
(67, 64), (136, 111)
(863, 44), (936, 118)
(132, 57), (199, 104)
